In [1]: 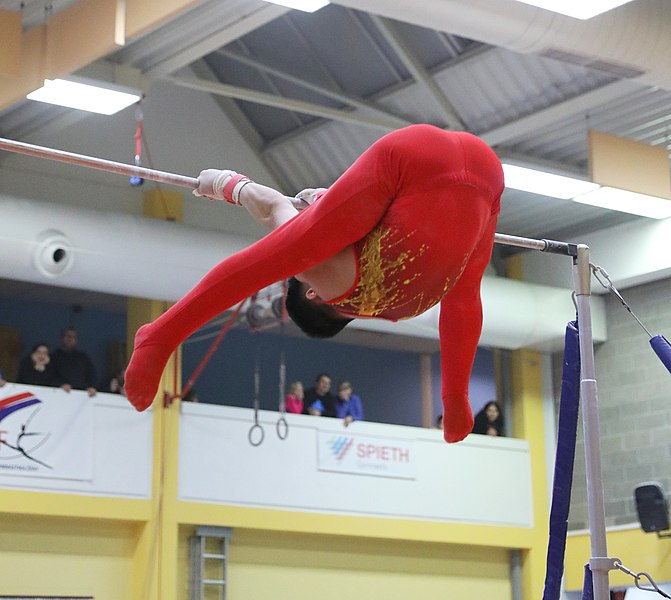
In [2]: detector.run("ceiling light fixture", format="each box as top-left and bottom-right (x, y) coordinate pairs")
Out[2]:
(502, 163), (599, 199)
(573, 187), (671, 220)
(509, 0), (635, 20)
(27, 77), (141, 115)
(262, 0), (329, 12)
(503, 163), (671, 220)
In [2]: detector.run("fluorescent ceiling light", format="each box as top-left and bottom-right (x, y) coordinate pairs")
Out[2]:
(573, 187), (671, 220)
(263, 0), (329, 12)
(510, 0), (635, 19)
(27, 78), (141, 115)
(502, 163), (599, 199)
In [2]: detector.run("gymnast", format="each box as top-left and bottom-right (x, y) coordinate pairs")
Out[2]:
(124, 124), (504, 443)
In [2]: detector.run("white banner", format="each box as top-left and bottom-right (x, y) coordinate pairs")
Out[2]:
(317, 430), (416, 480)
(0, 386), (93, 481)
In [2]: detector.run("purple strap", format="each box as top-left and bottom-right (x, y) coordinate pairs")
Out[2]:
(542, 320), (582, 600)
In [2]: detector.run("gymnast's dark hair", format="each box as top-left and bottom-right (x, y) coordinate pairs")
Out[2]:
(285, 277), (353, 339)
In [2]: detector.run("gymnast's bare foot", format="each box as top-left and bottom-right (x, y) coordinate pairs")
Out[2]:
(124, 324), (174, 412)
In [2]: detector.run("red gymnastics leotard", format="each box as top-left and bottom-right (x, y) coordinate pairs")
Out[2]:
(125, 124), (504, 443)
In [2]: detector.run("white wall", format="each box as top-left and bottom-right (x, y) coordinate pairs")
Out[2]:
(179, 402), (534, 526)
(0, 384), (153, 498)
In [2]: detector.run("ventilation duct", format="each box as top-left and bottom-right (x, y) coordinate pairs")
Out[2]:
(0, 196), (604, 350)
(334, 0), (671, 91)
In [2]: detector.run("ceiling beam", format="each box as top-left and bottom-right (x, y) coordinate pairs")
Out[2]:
(480, 79), (644, 147)
(217, 49), (411, 129)
(188, 58), (295, 192)
(141, 2), (289, 78)
(369, 14), (465, 131)
(165, 75), (404, 131)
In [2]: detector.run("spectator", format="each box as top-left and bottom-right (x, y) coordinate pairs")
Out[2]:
(435, 414), (443, 430)
(284, 381), (304, 414)
(102, 368), (126, 396)
(335, 381), (364, 427)
(0, 370), (6, 387)
(17, 343), (60, 387)
(51, 327), (97, 397)
(472, 401), (504, 436)
(303, 373), (336, 417)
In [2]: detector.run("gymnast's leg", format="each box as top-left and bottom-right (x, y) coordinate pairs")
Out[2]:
(125, 127), (422, 411)
(125, 125), (501, 413)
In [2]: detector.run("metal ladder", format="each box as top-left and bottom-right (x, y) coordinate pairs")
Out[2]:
(190, 525), (233, 600)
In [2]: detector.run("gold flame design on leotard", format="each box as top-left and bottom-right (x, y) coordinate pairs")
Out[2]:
(331, 225), (435, 319)
(331, 223), (474, 320)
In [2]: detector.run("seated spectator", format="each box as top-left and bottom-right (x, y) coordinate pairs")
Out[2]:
(472, 401), (504, 436)
(335, 381), (364, 427)
(303, 373), (336, 417)
(52, 327), (97, 397)
(284, 381), (304, 414)
(17, 343), (60, 387)
(0, 370), (6, 387)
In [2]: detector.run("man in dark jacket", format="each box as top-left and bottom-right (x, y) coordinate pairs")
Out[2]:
(303, 373), (336, 418)
(52, 327), (97, 397)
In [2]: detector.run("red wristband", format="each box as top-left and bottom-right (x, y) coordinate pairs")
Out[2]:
(223, 173), (250, 204)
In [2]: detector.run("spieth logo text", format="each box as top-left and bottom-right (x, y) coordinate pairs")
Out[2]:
(328, 436), (410, 463)
(320, 432), (416, 480)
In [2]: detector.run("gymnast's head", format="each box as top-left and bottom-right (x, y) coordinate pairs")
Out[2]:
(285, 277), (353, 339)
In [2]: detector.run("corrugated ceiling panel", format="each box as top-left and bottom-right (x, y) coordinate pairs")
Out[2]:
(264, 121), (383, 191)
(113, 0), (263, 69)
(435, 48), (615, 134)
(506, 87), (671, 165)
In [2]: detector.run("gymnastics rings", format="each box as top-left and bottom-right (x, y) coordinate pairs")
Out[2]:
(276, 416), (289, 440)
(247, 357), (290, 446)
(248, 360), (265, 447)
(248, 421), (265, 447)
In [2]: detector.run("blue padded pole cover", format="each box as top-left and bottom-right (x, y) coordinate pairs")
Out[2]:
(650, 335), (671, 375)
(542, 320), (582, 600)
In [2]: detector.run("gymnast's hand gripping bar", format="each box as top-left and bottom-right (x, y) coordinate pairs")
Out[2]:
(0, 137), (200, 190)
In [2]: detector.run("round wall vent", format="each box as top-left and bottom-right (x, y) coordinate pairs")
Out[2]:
(32, 229), (74, 278)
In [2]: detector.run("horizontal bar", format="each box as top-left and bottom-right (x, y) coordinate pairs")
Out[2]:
(0, 137), (199, 189)
(494, 232), (578, 256)
(0, 138), (586, 260)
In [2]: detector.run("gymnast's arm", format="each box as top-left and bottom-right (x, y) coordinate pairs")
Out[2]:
(196, 169), (328, 231)
(195, 168), (302, 230)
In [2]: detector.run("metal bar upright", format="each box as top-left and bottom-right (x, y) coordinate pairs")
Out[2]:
(573, 244), (610, 600)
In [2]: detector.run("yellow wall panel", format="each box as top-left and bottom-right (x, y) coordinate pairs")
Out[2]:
(226, 530), (512, 600)
(0, 514), (137, 600)
(125, 0), (201, 38)
(589, 129), (671, 199)
(0, 9), (21, 77)
(565, 527), (671, 591)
